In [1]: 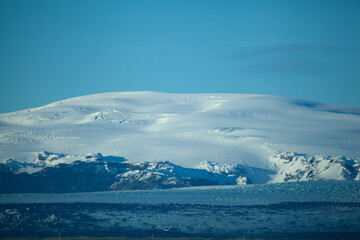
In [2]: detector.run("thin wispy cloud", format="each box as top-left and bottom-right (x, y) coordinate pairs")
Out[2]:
(230, 44), (351, 76)
(237, 60), (328, 75)
(230, 44), (350, 60)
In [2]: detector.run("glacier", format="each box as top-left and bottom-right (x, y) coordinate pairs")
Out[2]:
(0, 92), (359, 169)
(1, 92), (360, 192)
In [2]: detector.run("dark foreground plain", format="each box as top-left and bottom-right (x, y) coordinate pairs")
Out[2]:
(1, 202), (360, 240)
(1, 182), (360, 240)
(1, 236), (360, 240)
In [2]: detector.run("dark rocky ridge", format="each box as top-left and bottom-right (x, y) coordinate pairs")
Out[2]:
(1, 151), (359, 193)
(0, 156), (248, 193)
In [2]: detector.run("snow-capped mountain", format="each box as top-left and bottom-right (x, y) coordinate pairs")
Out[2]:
(0, 151), (273, 193)
(1, 150), (360, 193)
(1, 92), (359, 167)
(270, 152), (360, 182)
(0, 92), (359, 192)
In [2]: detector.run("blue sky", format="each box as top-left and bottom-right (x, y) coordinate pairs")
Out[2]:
(1, 0), (359, 112)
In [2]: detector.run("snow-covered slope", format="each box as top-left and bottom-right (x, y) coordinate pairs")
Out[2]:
(270, 152), (360, 182)
(0, 92), (359, 171)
